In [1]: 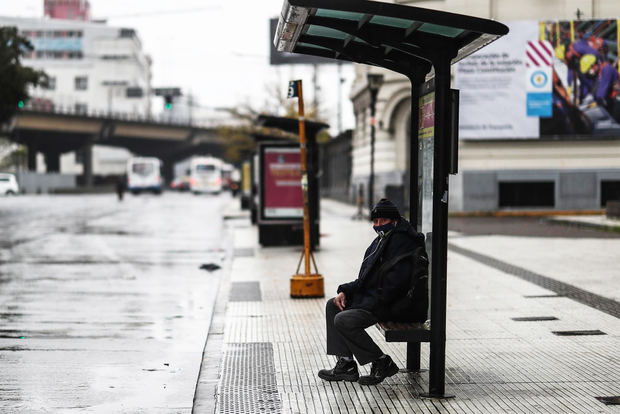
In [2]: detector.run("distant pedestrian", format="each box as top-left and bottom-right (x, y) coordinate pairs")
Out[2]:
(318, 198), (428, 385)
(116, 175), (126, 201)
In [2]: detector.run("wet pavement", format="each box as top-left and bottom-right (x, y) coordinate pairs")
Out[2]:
(2, 193), (620, 413)
(0, 192), (233, 413)
(192, 199), (620, 413)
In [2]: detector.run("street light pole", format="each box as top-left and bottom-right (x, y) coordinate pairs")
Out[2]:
(367, 73), (384, 218)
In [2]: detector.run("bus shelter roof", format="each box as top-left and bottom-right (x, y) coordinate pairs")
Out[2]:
(257, 114), (329, 138)
(274, 0), (509, 76)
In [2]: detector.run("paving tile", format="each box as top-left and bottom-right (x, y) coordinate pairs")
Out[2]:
(199, 199), (620, 413)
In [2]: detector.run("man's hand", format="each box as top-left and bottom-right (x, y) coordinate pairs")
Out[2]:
(334, 292), (346, 311)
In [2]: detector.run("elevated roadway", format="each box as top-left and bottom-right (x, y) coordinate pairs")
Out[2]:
(2, 109), (227, 185)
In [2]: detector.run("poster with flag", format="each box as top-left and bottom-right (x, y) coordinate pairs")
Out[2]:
(526, 40), (553, 117)
(455, 18), (620, 139)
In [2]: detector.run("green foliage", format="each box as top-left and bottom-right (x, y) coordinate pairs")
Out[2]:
(0, 26), (47, 124)
(0, 137), (27, 171)
(218, 81), (332, 164)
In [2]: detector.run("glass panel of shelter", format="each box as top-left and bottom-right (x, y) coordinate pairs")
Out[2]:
(305, 25), (349, 40)
(418, 23), (465, 37)
(314, 9), (365, 21)
(369, 15), (415, 29)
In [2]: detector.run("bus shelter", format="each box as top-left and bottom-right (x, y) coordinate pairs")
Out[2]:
(274, 0), (508, 397)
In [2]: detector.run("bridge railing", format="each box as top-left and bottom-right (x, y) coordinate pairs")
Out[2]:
(21, 98), (240, 129)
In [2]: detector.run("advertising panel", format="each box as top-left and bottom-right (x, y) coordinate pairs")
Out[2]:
(261, 146), (303, 219)
(418, 83), (435, 236)
(455, 19), (620, 139)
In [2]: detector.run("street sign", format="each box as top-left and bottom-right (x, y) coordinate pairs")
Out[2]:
(154, 87), (182, 97)
(287, 80), (299, 98)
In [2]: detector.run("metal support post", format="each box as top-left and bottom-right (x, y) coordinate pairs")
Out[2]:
(366, 73), (384, 217)
(27, 143), (37, 171)
(368, 89), (377, 217)
(44, 151), (60, 172)
(406, 342), (421, 371)
(424, 52), (456, 399)
(408, 76), (422, 229)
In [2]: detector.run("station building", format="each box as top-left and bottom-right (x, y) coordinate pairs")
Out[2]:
(0, 2), (152, 178)
(349, 0), (620, 212)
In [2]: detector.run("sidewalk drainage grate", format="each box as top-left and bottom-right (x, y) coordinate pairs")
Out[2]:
(234, 248), (254, 257)
(218, 342), (281, 414)
(552, 330), (606, 336)
(229, 282), (261, 302)
(511, 316), (558, 321)
(595, 396), (620, 405)
(449, 243), (620, 319)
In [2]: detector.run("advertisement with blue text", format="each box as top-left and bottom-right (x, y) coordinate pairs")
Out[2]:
(455, 19), (619, 139)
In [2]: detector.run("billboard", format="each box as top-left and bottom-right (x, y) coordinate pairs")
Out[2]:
(260, 145), (303, 220)
(455, 19), (620, 139)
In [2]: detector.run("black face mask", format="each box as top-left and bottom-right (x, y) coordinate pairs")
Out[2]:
(373, 221), (395, 237)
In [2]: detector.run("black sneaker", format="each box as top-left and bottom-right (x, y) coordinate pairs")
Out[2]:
(358, 355), (399, 385)
(318, 358), (359, 382)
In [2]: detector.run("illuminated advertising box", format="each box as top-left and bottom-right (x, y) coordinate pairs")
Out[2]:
(259, 143), (303, 222)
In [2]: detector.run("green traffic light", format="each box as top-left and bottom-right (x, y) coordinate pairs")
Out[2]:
(165, 103), (172, 110)
(18, 100), (24, 108)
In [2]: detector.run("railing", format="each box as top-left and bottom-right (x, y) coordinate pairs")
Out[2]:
(20, 98), (240, 129)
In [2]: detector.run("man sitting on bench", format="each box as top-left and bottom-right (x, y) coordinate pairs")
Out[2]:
(318, 198), (428, 385)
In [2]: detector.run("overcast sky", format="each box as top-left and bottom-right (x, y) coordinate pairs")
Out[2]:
(1, 0), (355, 133)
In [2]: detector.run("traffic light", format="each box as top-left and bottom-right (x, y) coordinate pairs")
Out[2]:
(164, 95), (173, 110)
(18, 100), (24, 108)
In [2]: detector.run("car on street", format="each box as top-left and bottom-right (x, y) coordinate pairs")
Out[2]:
(0, 173), (19, 195)
(170, 175), (190, 191)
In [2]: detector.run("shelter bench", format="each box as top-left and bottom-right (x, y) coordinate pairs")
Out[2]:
(375, 321), (430, 371)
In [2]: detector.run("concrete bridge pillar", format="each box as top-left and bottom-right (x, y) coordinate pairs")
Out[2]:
(81, 138), (93, 187)
(27, 143), (38, 171)
(162, 159), (174, 185)
(44, 151), (60, 172)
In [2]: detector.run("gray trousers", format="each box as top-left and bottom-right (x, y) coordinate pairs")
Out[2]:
(325, 298), (384, 365)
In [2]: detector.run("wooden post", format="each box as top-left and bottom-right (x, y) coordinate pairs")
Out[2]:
(289, 80), (324, 298)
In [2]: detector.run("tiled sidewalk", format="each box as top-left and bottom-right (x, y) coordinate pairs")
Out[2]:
(195, 199), (620, 413)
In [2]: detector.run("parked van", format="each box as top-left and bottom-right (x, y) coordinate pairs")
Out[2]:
(190, 156), (223, 194)
(127, 157), (162, 194)
(0, 173), (19, 195)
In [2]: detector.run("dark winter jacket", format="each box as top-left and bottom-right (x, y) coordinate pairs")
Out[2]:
(337, 217), (426, 321)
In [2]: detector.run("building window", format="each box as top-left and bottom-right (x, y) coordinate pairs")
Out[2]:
(601, 181), (620, 207)
(126, 87), (144, 98)
(499, 182), (555, 208)
(74, 103), (88, 114)
(44, 76), (56, 90)
(75, 76), (88, 90)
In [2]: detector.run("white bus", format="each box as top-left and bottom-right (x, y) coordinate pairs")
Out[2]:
(190, 156), (223, 194)
(127, 157), (162, 194)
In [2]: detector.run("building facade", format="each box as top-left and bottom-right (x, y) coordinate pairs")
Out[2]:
(0, 15), (152, 177)
(350, 0), (620, 212)
(44, 0), (91, 22)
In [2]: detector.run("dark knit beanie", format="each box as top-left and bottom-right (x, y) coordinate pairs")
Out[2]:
(370, 198), (400, 220)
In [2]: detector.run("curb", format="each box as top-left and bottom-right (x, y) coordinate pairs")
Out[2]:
(449, 209), (605, 218)
(545, 217), (620, 233)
